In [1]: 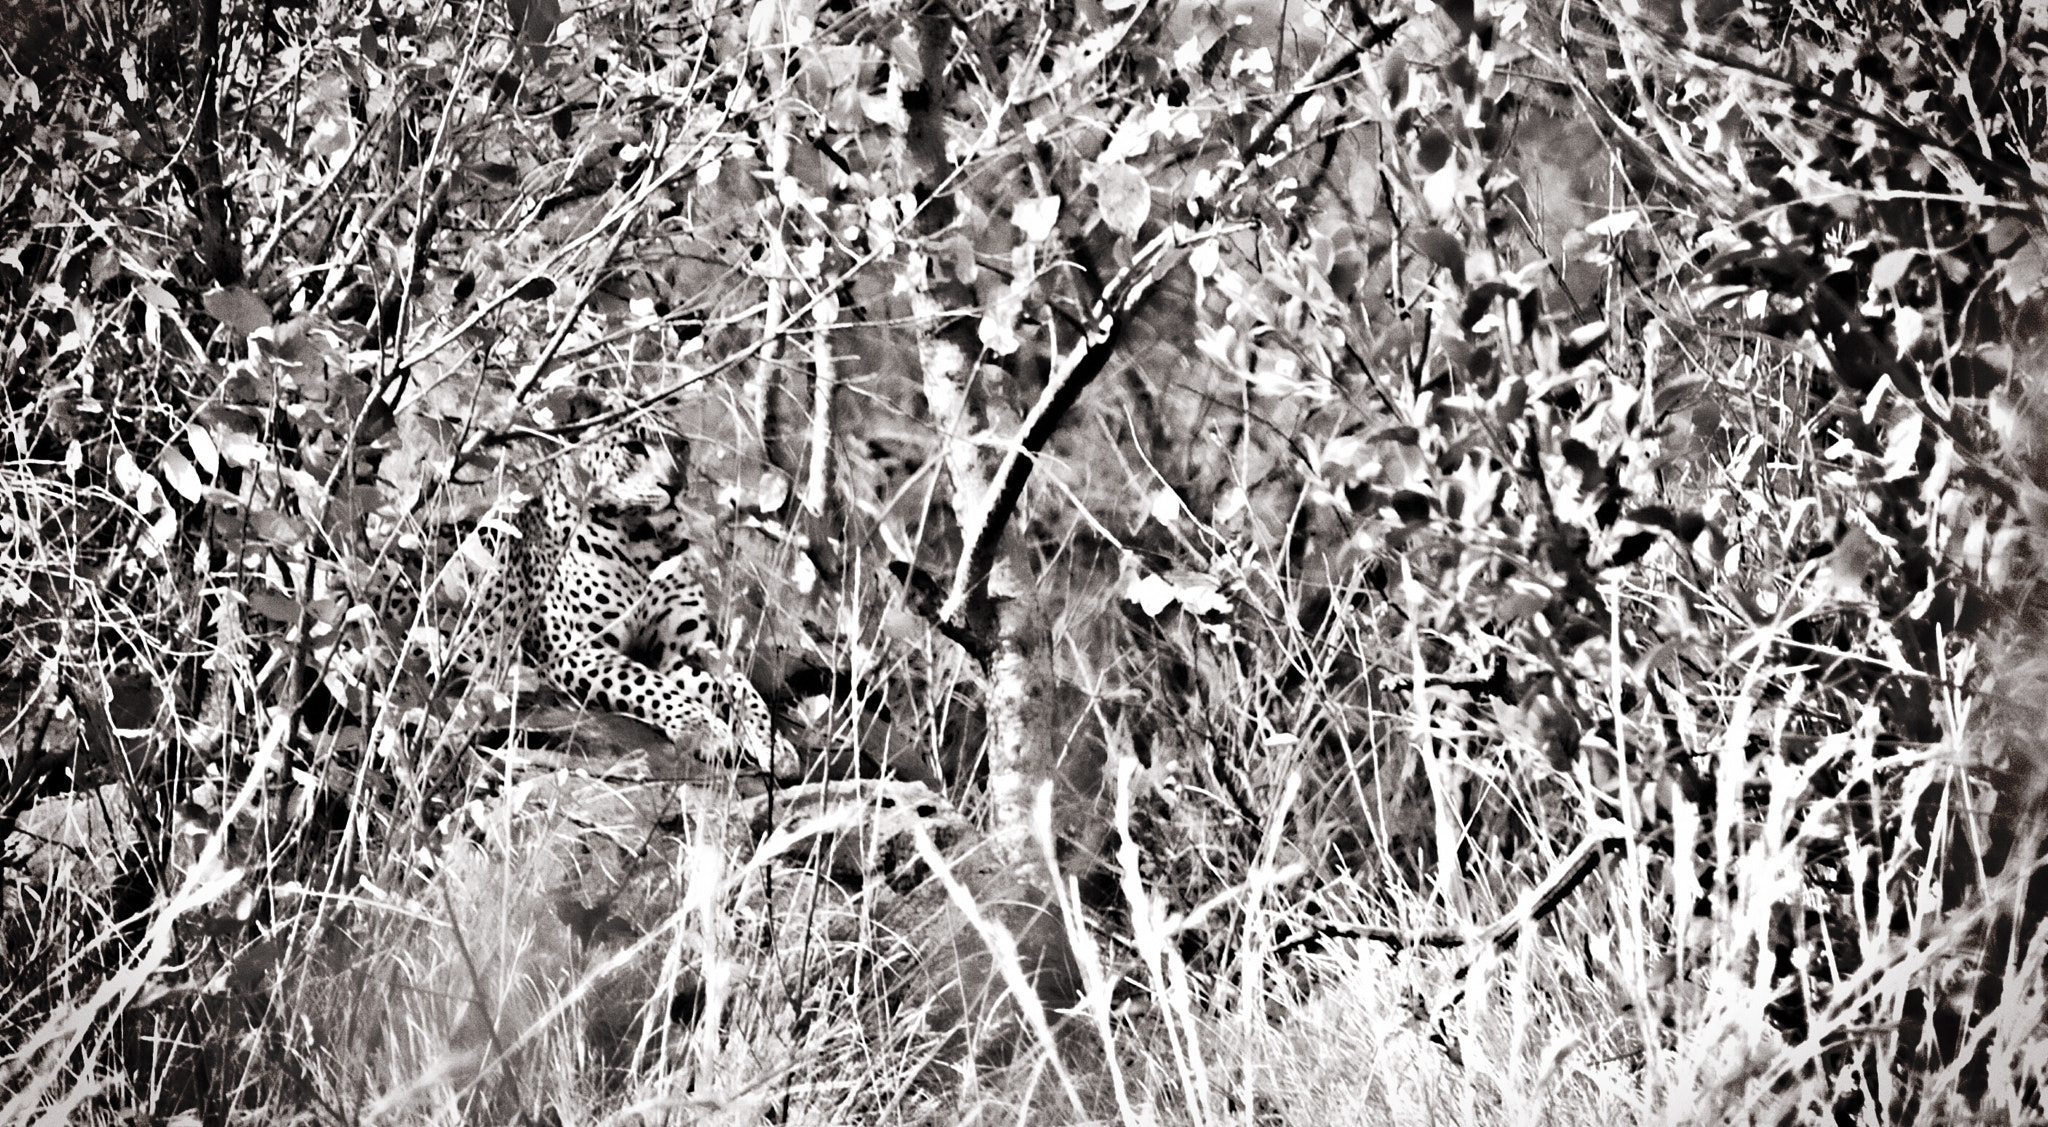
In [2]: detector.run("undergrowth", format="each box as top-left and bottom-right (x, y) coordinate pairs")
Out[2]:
(6, 0), (2048, 1121)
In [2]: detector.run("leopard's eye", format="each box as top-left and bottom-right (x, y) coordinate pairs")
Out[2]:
(622, 440), (649, 458)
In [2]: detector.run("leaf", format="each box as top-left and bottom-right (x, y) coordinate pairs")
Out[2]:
(1886, 305), (1924, 356)
(1172, 575), (1233, 617)
(1497, 578), (1553, 619)
(1095, 162), (1151, 237)
(1439, 0), (1478, 37)
(860, 91), (908, 131)
(160, 447), (202, 502)
(1411, 229), (1465, 283)
(1013, 196), (1062, 243)
(113, 452), (145, 496)
(753, 469), (791, 512)
(1147, 489), (1183, 526)
(1415, 129), (1452, 173)
(203, 286), (273, 334)
(1423, 162), (1462, 218)
(466, 160), (519, 184)
(1605, 531), (1657, 569)
(1882, 410), (1923, 480)
(141, 510), (176, 559)
(513, 276), (557, 300)
(1102, 103), (1167, 162)
(1559, 320), (1611, 367)
(248, 592), (303, 623)
(1125, 571), (1232, 618)
(1946, 354), (2004, 396)
(1496, 376), (1528, 423)
(1388, 490), (1433, 523)
(747, 0), (818, 49)
(1467, 347), (1495, 381)
(186, 423), (219, 476)
(1559, 438), (1601, 481)
(1871, 248), (1916, 290)
(1444, 54), (1477, 94)
(215, 427), (268, 469)
(807, 43), (870, 86)
(1460, 281), (1516, 329)
(506, 0), (561, 46)
(979, 283), (1026, 355)
(134, 280), (178, 311)
(1382, 52), (1409, 108)
(1626, 505), (1677, 530)
(249, 510), (307, 546)
(2000, 237), (2045, 300)
(1584, 210), (1643, 237)
(1126, 573), (1179, 617)
(1821, 525), (1882, 598)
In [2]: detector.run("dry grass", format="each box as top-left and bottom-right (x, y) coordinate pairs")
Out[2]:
(7, 0), (2048, 1120)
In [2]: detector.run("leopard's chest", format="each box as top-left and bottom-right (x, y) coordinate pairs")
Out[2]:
(516, 495), (703, 666)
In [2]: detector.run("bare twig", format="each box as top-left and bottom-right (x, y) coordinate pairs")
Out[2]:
(1272, 819), (1631, 958)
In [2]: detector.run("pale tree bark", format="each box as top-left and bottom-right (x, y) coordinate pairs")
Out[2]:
(744, 0), (807, 469)
(800, 294), (839, 519)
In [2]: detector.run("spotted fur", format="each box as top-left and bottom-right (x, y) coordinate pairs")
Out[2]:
(468, 429), (798, 778)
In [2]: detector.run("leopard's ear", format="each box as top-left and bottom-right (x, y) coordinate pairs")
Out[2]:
(528, 386), (609, 429)
(629, 421), (687, 461)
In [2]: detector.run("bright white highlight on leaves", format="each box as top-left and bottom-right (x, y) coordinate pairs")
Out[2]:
(1585, 210), (1642, 237)
(1013, 195), (1061, 242)
(1148, 489), (1183, 527)
(1096, 163), (1150, 236)
(1871, 249), (1916, 290)
(1125, 571), (1233, 618)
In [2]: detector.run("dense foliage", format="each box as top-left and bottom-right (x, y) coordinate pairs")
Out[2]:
(5, 0), (2048, 1120)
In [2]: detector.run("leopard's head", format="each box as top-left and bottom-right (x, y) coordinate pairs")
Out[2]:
(564, 428), (685, 515)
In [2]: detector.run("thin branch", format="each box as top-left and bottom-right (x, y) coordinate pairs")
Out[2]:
(929, 15), (1406, 644)
(1273, 819), (1630, 957)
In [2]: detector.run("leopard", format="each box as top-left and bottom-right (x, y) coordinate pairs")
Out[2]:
(460, 426), (800, 780)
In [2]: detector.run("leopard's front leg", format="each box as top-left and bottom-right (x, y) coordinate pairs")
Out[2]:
(544, 631), (781, 774)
